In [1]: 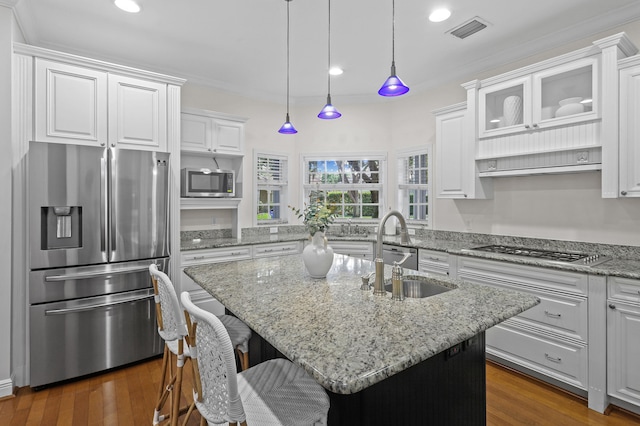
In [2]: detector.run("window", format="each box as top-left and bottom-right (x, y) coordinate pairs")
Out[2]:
(255, 151), (288, 225)
(397, 146), (431, 224)
(302, 154), (385, 220)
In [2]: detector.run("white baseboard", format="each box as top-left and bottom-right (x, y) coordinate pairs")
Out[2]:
(0, 376), (14, 398)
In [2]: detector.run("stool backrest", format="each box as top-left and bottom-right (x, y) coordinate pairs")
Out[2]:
(181, 291), (246, 424)
(149, 264), (187, 342)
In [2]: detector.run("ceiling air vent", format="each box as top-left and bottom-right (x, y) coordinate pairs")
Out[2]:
(447, 17), (488, 39)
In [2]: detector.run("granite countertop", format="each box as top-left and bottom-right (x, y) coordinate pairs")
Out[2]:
(181, 232), (640, 280)
(184, 254), (539, 395)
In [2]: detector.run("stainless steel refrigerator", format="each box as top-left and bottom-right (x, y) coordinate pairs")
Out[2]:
(28, 141), (169, 387)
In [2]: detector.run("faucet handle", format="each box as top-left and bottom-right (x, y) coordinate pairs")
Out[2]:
(360, 272), (374, 290)
(398, 252), (412, 267)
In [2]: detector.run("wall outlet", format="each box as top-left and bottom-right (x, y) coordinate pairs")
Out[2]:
(270, 227), (278, 234)
(408, 228), (416, 235)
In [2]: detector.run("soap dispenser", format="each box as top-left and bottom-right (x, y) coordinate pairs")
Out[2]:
(391, 261), (405, 301)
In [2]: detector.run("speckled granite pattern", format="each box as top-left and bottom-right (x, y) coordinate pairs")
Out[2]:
(184, 254), (539, 395)
(181, 231), (640, 280)
(180, 232), (312, 251)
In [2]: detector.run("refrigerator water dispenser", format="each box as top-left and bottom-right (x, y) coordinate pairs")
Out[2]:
(41, 206), (82, 249)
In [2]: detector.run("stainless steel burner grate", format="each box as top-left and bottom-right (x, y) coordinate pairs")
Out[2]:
(468, 245), (610, 266)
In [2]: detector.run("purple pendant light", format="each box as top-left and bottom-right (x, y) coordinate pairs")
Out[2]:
(279, 0), (298, 134)
(318, 0), (341, 119)
(378, 0), (409, 97)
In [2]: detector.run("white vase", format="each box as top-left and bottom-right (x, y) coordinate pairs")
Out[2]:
(503, 95), (522, 126)
(302, 231), (334, 279)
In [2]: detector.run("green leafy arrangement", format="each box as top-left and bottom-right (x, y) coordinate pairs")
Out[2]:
(289, 190), (337, 236)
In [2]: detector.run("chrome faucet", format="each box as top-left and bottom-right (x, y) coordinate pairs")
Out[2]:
(373, 210), (411, 296)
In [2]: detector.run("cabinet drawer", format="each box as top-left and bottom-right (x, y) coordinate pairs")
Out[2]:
(608, 276), (640, 304)
(418, 249), (449, 264)
(458, 257), (588, 296)
(515, 291), (587, 342)
(473, 278), (587, 342)
(253, 241), (302, 258)
(487, 323), (587, 390)
(419, 249), (449, 277)
(181, 247), (252, 266)
(419, 262), (449, 277)
(329, 241), (374, 256)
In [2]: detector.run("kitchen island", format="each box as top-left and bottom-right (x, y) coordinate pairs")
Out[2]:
(185, 254), (539, 425)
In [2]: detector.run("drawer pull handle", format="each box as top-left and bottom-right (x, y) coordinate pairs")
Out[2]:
(193, 256), (205, 260)
(544, 310), (562, 318)
(282, 247), (291, 251)
(609, 304), (616, 310)
(264, 249), (273, 252)
(231, 252), (243, 256)
(544, 353), (562, 363)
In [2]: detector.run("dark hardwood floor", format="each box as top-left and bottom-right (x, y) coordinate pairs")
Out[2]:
(1, 357), (639, 425)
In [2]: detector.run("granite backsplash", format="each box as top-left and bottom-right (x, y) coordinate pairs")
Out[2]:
(181, 225), (640, 260)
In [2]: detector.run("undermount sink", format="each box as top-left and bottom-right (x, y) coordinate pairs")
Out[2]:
(384, 275), (456, 298)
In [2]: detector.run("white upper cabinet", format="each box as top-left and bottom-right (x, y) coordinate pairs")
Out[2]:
(29, 46), (183, 152)
(617, 57), (640, 198)
(434, 102), (492, 199)
(478, 57), (598, 139)
(181, 112), (212, 152)
(108, 74), (167, 151)
(462, 33), (637, 179)
(181, 108), (247, 156)
(35, 59), (108, 146)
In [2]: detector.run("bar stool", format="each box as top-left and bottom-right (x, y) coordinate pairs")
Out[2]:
(181, 291), (330, 425)
(149, 264), (191, 426)
(149, 264), (252, 425)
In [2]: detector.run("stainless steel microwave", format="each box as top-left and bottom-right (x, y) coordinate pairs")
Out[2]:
(181, 168), (235, 197)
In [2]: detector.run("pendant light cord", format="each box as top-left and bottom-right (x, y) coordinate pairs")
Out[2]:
(391, 0), (396, 67)
(286, 0), (291, 115)
(327, 0), (331, 95)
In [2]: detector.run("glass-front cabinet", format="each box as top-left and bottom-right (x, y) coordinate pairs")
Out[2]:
(478, 57), (598, 138)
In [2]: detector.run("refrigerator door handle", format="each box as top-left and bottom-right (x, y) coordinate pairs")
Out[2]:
(109, 147), (117, 258)
(100, 154), (108, 254)
(44, 294), (154, 315)
(45, 265), (151, 282)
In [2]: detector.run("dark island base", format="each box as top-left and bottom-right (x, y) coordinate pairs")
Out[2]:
(248, 329), (487, 426)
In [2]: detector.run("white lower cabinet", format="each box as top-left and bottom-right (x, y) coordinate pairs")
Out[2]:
(607, 277), (640, 407)
(418, 249), (450, 278)
(328, 240), (374, 260)
(457, 257), (589, 390)
(486, 322), (588, 389)
(253, 241), (302, 258)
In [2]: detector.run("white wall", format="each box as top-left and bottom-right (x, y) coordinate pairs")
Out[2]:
(181, 20), (640, 247)
(0, 4), (14, 397)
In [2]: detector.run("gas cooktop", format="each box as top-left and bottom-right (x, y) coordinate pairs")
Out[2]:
(466, 245), (611, 267)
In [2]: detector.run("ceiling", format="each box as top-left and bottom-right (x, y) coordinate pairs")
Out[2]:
(11, 0), (640, 104)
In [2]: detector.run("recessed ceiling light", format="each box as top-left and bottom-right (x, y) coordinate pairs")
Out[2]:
(329, 67), (343, 76)
(429, 8), (451, 23)
(114, 0), (141, 13)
